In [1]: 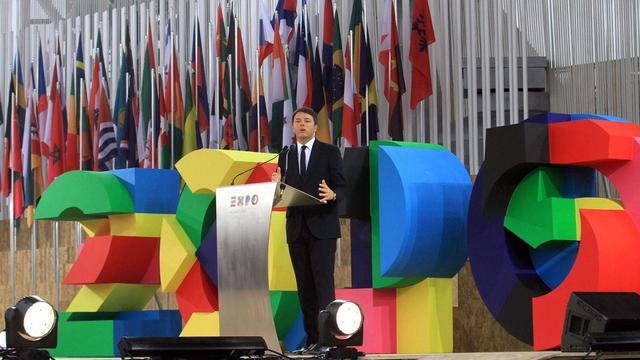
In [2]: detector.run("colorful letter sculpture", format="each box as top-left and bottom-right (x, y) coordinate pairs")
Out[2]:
(36, 144), (472, 355)
(35, 169), (182, 356)
(363, 141), (471, 353)
(468, 113), (640, 350)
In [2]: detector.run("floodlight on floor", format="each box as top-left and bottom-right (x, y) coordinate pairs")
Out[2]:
(318, 300), (364, 360)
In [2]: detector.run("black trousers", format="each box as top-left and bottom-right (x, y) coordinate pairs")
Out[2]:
(288, 221), (337, 346)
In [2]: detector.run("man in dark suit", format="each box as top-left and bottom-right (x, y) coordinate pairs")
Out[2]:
(272, 107), (345, 350)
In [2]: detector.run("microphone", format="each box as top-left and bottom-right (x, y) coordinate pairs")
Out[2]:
(230, 146), (289, 186)
(280, 144), (295, 188)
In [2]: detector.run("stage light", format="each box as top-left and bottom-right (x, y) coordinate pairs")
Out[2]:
(318, 300), (364, 360)
(5, 296), (58, 349)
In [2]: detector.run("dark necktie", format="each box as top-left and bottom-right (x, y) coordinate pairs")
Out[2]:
(300, 145), (307, 178)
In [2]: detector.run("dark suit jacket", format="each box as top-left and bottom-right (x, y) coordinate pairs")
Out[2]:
(278, 140), (345, 242)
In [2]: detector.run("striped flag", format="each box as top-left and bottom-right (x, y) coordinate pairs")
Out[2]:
(183, 72), (199, 156)
(258, 0), (275, 67)
(248, 71), (270, 151)
(236, 23), (252, 151)
(311, 43), (331, 143)
(273, 0), (297, 44)
(294, 15), (312, 109)
(97, 77), (116, 170)
(191, 18), (210, 145)
(330, 10), (345, 144)
(46, 56), (65, 185)
(342, 42), (357, 147)
(379, 0), (405, 140)
(270, 15), (286, 151)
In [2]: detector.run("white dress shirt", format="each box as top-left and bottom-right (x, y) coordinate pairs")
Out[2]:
(297, 137), (315, 175)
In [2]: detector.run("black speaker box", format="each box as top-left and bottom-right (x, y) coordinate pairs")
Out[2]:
(562, 292), (640, 352)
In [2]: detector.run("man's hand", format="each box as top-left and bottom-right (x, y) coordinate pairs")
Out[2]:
(271, 167), (282, 183)
(318, 179), (336, 203)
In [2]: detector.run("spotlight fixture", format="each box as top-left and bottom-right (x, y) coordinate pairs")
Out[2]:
(5, 296), (58, 349)
(318, 300), (364, 360)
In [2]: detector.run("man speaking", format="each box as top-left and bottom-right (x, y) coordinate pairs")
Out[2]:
(271, 107), (345, 351)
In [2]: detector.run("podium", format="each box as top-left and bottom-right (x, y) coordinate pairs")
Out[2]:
(215, 182), (322, 351)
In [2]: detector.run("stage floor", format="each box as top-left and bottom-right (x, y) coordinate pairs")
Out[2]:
(58, 352), (640, 360)
(364, 353), (640, 359)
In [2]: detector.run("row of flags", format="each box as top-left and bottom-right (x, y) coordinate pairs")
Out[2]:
(0, 0), (434, 225)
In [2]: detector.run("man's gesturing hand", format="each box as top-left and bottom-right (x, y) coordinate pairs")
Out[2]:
(318, 179), (336, 203)
(271, 167), (282, 183)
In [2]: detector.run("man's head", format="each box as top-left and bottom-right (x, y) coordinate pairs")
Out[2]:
(292, 107), (318, 144)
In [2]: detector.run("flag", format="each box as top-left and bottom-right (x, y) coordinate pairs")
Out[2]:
(274, 0), (297, 44)
(89, 29), (109, 170)
(311, 43), (331, 143)
(156, 73), (171, 169)
(216, 5), (233, 150)
(141, 20), (157, 167)
(191, 18), (210, 144)
(3, 60), (15, 197)
(22, 65), (38, 226)
(248, 71), (270, 151)
(208, 10), (220, 149)
(270, 16), (286, 151)
(409, 0), (436, 109)
(360, 32), (379, 143)
(10, 97), (24, 221)
(56, 37), (68, 138)
(294, 15), (312, 109)
(46, 57), (65, 185)
(258, 0), (274, 67)
(322, 0), (334, 117)
(97, 77), (116, 170)
(379, 0), (405, 140)
(165, 39), (184, 163)
(74, 32), (93, 170)
(349, 0), (364, 125)
(330, 10), (345, 143)
(112, 47), (128, 161)
(36, 39), (48, 158)
(226, 14), (241, 149)
(282, 49), (294, 148)
(183, 72), (198, 156)
(160, 22), (173, 168)
(235, 23), (252, 150)
(65, 72), (79, 172)
(342, 42), (357, 147)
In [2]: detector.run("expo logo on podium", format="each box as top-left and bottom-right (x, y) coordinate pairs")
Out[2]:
(230, 194), (259, 208)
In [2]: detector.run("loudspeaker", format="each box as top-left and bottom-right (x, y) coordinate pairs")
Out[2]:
(562, 292), (640, 352)
(118, 336), (267, 360)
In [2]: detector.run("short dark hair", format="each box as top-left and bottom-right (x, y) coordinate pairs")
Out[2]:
(292, 106), (318, 125)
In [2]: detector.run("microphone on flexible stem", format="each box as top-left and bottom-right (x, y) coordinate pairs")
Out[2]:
(230, 146), (290, 186)
(280, 144), (295, 192)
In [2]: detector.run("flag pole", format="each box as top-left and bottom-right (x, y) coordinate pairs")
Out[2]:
(31, 89), (38, 295)
(149, 69), (158, 169)
(216, 56), (221, 149)
(363, 0), (370, 146)
(349, 30), (354, 146)
(195, 5), (200, 149)
(9, 92), (15, 305)
(54, 79), (61, 308)
(125, 71), (130, 169)
(76, 78), (85, 259)
(80, 78), (84, 170)
(228, 53), (234, 150)
(208, 19), (213, 149)
(171, 30), (175, 169)
(256, 48), (260, 152)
